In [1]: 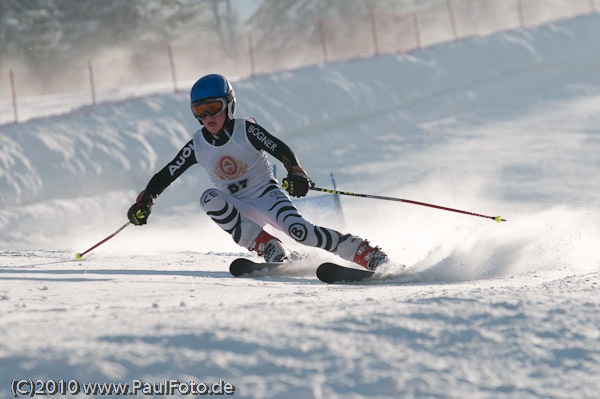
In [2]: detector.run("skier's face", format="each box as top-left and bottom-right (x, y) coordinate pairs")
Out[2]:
(203, 111), (227, 134)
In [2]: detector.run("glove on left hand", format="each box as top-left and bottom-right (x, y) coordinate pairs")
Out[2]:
(282, 167), (313, 198)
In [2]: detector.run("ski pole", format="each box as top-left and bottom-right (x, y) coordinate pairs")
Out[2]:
(310, 186), (506, 223)
(75, 222), (131, 260)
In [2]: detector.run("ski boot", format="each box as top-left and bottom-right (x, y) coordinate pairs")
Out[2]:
(353, 240), (388, 271)
(251, 230), (288, 263)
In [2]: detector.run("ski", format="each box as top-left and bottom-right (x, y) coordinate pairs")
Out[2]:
(316, 262), (375, 284)
(229, 258), (286, 277)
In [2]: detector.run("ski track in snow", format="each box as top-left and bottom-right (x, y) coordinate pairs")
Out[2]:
(1, 250), (599, 399)
(2, 14), (600, 399)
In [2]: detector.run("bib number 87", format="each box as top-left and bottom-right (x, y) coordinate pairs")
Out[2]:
(227, 179), (248, 194)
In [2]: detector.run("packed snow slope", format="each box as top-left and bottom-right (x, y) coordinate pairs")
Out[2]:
(1, 13), (600, 399)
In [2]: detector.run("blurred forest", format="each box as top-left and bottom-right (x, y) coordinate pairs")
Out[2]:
(0, 0), (592, 100)
(0, 0), (447, 71)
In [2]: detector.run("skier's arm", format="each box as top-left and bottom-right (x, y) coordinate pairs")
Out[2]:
(145, 140), (197, 198)
(127, 140), (197, 225)
(245, 120), (302, 173)
(245, 120), (312, 197)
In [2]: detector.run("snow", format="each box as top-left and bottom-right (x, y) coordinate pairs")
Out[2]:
(2, 13), (600, 399)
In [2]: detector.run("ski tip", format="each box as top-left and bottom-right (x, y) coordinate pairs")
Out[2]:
(494, 216), (506, 223)
(229, 258), (248, 277)
(316, 262), (374, 284)
(75, 252), (83, 261)
(229, 257), (285, 277)
(316, 264), (334, 284)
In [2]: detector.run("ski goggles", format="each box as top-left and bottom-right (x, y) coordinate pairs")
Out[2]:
(191, 98), (227, 120)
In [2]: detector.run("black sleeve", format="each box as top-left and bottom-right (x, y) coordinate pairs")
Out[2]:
(245, 120), (301, 173)
(145, 139), (197, 198)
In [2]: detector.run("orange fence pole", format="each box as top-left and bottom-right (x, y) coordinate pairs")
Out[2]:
(318, 17), (329, 62)
(369, 7), (380, 56)
(247, 33), (256, 76)
(445, 0), (459, 40)
(88, 60), (97, 105)
(166, 41), (178, 93)
(9, 69), (18, 123)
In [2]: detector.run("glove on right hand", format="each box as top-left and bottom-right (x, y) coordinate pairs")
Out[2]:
(127, 190), (154, 225)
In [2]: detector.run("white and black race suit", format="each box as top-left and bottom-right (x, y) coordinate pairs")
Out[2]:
(141, 118), (361, 259)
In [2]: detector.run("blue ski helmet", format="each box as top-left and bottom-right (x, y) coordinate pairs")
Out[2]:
(190, 74), (236, 121)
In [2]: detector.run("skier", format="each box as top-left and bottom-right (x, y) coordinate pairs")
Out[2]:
(127, 74), (387, 270)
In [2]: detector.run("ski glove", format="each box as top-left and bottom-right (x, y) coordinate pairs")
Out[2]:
(283, 167), (313, 198)
(127, 190), (155, 225)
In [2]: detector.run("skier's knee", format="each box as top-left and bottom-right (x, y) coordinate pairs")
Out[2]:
(199, 188), (226, 212)
(198, 188), (261, 249)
